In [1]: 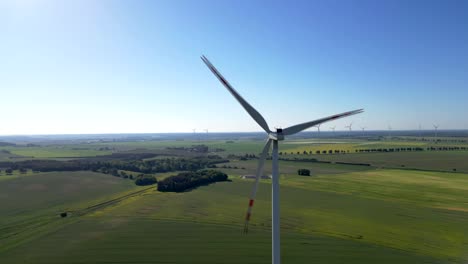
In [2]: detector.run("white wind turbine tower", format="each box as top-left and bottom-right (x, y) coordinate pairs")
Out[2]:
(330, 126), (336, 133)
(361, 126), (366, 132)
(388, 125), (392, 138)
(192, 128), (198, 142)
(345, 122), (353, 131)
(433, 124), (439, 138)
(204, 129), (209, 141)
(201, 55), (363, 264)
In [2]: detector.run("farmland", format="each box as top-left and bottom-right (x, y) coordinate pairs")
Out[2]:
(1, 133), (468, 263)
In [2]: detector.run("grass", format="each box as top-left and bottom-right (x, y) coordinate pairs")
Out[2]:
(314, 151), (468, 172)
(0, 169), (36, 181)
(0, 146), (112, 158)
(0, 219), (438, 264)
(1, 138), (468, 263)
(221, 159), (373, 177)
(0, 171), (143, 252)
(2, 168), (467, 263)
(282, 139), (468, 156)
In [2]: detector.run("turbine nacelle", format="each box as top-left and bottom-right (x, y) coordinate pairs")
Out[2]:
(269, 128), (285, 141)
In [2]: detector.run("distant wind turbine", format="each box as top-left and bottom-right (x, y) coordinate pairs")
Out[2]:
(433, 124), (439, 138)
(345, 122), (353, 131)
(201, 55), (363, 264)
(330, 126), (336, 132)
(192, 128), (200, 142)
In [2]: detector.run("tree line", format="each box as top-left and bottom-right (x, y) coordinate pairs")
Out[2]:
(275, 146), (468, 156)
(0, 156), (228, 174)
(135, 174), (157, 186)
(157, 170), (228, 192)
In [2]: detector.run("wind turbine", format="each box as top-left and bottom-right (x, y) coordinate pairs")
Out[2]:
(316, 124), (321, 134)
(433, 124), (439, 138)
(201, 55), (363, 264)
(345, 122), (353, 131)
(361, 126), (366, 132)
(204, 129), (209, 140)
(388, 125), (392, 138)
(330, 126), (336, 132)
(192, 128), (199, 142)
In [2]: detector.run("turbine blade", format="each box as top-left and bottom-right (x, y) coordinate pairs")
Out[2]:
(201, 55), (271, 133)
(283, 109), (364, 136)
(244, 139), (272, 233)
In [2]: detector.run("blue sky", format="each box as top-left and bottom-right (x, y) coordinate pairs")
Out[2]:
(1, 0), (467, 135)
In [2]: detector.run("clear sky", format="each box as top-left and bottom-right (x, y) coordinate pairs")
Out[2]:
(1, 0), (467, 135)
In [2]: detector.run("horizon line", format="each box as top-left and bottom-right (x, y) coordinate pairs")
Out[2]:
(1, 129), (468, 137)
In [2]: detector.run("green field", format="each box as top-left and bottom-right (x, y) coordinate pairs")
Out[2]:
(314, 151), (468, 172)
(1, 168), (468, 263)
(0, 146), (112, 160)
(1, 138), (468, 263)
(0, 171), (143, 252)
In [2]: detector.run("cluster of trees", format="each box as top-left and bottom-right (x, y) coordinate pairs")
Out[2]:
(0, 168), (25, 175)
(0, 156), (228, 174)
(355, 148), (424, 153)
(135, 174), (157, 186)
(297, 169), (310, 176)
(166, 145), (215, 153)
(227, 154), (258, 160)
(157, 170), (228, 192)
(103, 169), (134, 179)
(274, 145), (468, 156)
(2, 168), (12, 175)
(279, 150), (349, 155)
(0, 159), (97, 172)
(213, 164), (245, 170)
(99, 156), (228, 173)
(426, 146), (467, 151)
(355, 146), (467, 153)
(417, 138), (467, 143)
(279, 157), (324, 163)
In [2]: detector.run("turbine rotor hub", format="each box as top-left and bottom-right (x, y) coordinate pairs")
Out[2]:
(269, 128), (284, 141)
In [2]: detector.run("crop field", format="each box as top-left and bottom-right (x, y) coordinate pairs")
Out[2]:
(283, 139), (468, 155)
(0, 171), (143, 252)
(314, 151), (468, 172)
(2, 137), (468, 161)
(0, 146), (112, 160)
(222, 159), (374, 177)
(93, 140), (271, 155)
(1, 137), (468, 263)
(1, 169), (468, 263)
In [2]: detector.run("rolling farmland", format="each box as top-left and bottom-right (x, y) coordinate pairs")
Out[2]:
(1, 135), (468, 263)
